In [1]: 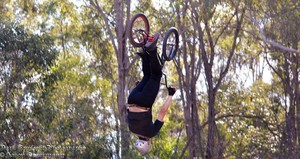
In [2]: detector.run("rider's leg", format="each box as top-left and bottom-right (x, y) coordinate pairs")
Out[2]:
(132, 48), (162, 108)
(127, 50), (162, 108)
(147, 48), (162, 79)
(127, 51), (151, 104)
(136, 50), (151, 88)
(127, 34), (161, 108)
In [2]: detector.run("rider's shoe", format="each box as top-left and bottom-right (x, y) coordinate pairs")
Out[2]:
(144, 33), (159, 51)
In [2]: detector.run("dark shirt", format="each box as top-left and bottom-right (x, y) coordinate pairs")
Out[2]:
(127, 110), (164, 138)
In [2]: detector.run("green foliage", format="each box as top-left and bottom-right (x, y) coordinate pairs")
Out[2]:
(217, 79), (284, 158)
(0, 18), (58, 155)
(1, 0), (299, 158)
(82, 136), (113, 159)
(0, 21), (57, 74)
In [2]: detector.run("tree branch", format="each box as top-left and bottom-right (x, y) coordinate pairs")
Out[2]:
(215, 6), (245, 92)
(249, 8), (300, 54)
(89, 0), (118, 53)
(201, 113), (279, 137)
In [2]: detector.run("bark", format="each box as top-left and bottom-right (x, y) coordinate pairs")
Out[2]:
(266, 48), (299, 157)
(296, 54), (300, 157)
(90, 0), (131, 158)
(249, 8), (300, 54)
(197, 4), (244, 158)
(175, 1), (204, 158)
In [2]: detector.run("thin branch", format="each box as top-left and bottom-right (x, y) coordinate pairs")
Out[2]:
(179, 133), (193, 159)
(249, 8), (300, 54)
(215, 6), (245, 92)
(214, 11), (236, 48)
(172, 124), (184, 158)
(264, 52), (285, 84)
(201, 113), (279, 137)
(89, 0), (118, 53)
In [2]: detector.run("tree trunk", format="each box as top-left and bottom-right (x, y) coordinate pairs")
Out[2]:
(296, 77), (300, 157)
(174, 1), (204, 158)
(89, 0), (131, 158)
(199, 4), (244, 158)
(294, 53), (300, 157)
(114, 0), (131, 157)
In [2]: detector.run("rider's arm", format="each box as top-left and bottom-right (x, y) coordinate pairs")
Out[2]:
(157, 95), (173, 122)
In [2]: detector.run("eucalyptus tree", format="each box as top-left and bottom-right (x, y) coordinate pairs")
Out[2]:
(173, 1), (204, 158)
(34, 1), (119, 157)
(87, 0), (133, 157)
(0, 19), (58, 151)
(173, 0), (245, 158)
(1, 1), (118, 158)
(248, 0), (300, 157)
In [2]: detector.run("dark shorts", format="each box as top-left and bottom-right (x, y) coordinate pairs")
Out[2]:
(127, 110), (164, 138)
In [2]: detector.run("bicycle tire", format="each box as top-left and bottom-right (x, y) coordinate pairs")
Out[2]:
(162, 27), (179, 61)
(128, 13), (150, 47)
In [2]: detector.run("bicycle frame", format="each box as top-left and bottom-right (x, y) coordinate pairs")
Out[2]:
(161, 73), (169, 88)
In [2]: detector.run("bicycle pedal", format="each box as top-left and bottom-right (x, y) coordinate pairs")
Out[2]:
(148, 36), (156, 42)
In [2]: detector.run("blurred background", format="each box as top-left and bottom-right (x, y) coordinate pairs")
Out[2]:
(0, 0), (300, 158)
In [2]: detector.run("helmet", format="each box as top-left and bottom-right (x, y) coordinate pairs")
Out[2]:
(134, 139), (151, 155)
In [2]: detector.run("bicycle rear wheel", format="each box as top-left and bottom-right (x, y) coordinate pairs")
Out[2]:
(162, 27), (179, 61)
(128, 13), (150, 47)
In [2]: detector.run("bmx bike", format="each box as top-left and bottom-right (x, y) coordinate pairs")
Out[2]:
(128, 13), (179, 88)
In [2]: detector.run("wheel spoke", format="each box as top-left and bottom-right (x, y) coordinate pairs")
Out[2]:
(132, 18), (147, 44)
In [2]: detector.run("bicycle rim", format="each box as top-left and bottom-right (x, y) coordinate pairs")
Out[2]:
(129, 13), (150, 47)
(163, 27), (179, 61)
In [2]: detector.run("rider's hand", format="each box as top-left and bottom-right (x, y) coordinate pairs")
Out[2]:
(167, 87), (176, 96)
